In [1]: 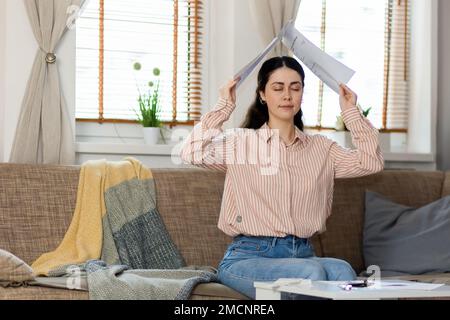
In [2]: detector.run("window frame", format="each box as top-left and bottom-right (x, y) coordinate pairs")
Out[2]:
(75, 0), (203, 128)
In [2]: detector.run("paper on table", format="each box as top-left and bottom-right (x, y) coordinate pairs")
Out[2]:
(376, 280), (445, 291)
(282, 20), (355, 94)
(270, 278), (312, 290)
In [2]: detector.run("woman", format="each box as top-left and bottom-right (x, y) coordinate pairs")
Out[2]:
(180, 56), (384, 299)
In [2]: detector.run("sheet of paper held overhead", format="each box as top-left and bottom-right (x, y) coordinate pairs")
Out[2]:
(234, 33), (282, 89)
(234, 20), (355, 94)
(282, 21), (355, 93)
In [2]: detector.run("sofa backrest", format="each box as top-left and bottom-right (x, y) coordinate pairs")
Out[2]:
(153, 168), (233, 268)
(0, 164), (447, 274)
(0, 164), (80, 266)
(442, 172), (450, 197)
(0, 164), (236, 268)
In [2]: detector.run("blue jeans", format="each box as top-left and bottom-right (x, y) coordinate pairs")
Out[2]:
(217, 234), (357, 300)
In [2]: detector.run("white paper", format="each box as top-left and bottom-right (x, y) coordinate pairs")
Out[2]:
(234, 35), (281, 89)
(234, 22), (294, 89)
(234, 21), (355, 94)
(270, 278), (312, 289)
(281, 20), (355, 94)
(375, 280), (445, 291)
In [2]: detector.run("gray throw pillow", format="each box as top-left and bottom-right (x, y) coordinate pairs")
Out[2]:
(363, 191), (450, 276)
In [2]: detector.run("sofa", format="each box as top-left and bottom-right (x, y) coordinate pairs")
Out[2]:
(1, 163), (450, 300)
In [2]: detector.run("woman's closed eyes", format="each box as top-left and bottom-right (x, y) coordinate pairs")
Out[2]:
(272, 86), (301, 92)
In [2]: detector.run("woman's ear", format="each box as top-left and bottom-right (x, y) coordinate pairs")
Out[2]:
(259, 91), (266, 102)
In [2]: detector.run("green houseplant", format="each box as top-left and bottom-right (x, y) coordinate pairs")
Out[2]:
(133, 62), (164, 144)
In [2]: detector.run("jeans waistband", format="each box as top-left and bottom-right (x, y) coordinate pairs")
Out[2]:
(233, 234), (309, 247)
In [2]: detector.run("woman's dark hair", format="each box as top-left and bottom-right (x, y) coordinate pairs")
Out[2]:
(240, 56), (305, 131)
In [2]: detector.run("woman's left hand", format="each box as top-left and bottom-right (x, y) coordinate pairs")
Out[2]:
(339, 84), (358, 112)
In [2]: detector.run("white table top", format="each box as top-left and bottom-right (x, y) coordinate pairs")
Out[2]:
(254, 280), (450, 300)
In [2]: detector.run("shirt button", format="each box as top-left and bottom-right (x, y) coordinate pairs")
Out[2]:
(236, 216), (242, 223)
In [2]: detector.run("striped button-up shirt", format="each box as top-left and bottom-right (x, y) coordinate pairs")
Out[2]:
(180, 98), (384, 238)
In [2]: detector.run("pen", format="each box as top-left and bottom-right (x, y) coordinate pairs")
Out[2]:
(339, 280), (370, 291)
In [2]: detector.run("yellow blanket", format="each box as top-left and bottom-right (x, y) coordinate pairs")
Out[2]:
(31, 157), (152, 276)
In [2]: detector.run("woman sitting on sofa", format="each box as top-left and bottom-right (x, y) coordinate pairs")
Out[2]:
(180, 56), (384, 299)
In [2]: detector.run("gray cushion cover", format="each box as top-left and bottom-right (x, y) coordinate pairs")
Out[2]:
(363, 191), (450, 276)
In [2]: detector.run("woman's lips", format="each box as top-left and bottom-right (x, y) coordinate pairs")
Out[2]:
(279, 105), (294, 110)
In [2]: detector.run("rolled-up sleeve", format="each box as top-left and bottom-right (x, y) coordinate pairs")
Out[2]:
(180, 98), (237, 172)
(330, 107), (384, 179)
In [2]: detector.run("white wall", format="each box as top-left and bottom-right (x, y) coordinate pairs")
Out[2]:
(408, 0), (438, 155)
(232, 0), (266, 129)
(208, 0), (235, 120)
(3, 0), (37, 162)
(0, 0), (6, 162)
(437, 0), (450, 171)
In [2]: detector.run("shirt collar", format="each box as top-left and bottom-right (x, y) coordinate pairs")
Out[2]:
(259, 122), (307, 145)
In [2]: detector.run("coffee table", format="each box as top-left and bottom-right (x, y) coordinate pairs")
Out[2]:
(254, 280), (450, 300)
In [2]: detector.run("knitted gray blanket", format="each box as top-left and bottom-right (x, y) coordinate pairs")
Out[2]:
(33, 261), (217, 300)
(86, 261), (217, 300)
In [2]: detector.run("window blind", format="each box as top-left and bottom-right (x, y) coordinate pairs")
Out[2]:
(384, 0), (410, 130)
(75, 0), (203, 126)
(296, 0), (410, 132)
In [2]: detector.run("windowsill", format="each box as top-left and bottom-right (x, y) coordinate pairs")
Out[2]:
(311, 131), (435, 163)
(75, 142), (180, 156)
(75, 141), (435, 163)
(381, 151), (434, 162)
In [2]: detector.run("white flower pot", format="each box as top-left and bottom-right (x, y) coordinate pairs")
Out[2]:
(333, 131), (353, 149)
(344, 131), (353, 149)
(379, 133), (391, 152)
(334, 131), (390, 151)
(143, 127), (160, 144)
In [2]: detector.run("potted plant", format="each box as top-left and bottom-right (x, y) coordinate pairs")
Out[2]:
(133, 62), (164, 144)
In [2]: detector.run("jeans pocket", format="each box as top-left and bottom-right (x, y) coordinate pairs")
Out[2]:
(217, 246), (236, 270)
(233, 239), (271, 254)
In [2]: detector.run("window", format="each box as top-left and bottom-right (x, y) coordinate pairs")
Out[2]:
(75, 0), (203, 126)
(296, 0), (410, 132)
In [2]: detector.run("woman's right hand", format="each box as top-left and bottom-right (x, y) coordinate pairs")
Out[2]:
(219, 77), (240, 105)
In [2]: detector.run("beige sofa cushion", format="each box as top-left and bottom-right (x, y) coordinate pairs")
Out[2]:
(442, 172), (450, 197)
(191, 283), (250, 300)
(0, 249), (34, 283)
(0, 286), (88, 300)
(0, 282), (248, 300)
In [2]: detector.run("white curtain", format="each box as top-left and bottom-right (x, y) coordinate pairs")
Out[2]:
(9, 0), (85, 164)
(249, 0), (301, 57)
